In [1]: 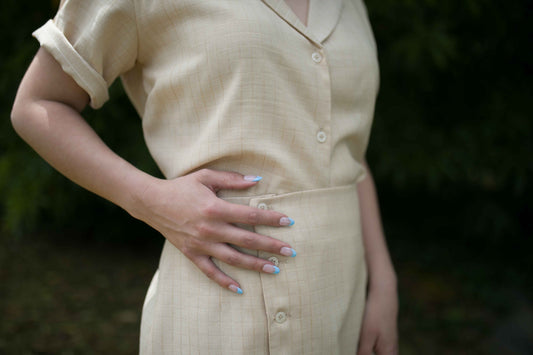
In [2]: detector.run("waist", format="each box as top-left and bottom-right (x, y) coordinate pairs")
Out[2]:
(219, 183), (360, 208)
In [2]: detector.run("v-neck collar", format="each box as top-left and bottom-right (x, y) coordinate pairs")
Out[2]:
(261, 0), (344, 47)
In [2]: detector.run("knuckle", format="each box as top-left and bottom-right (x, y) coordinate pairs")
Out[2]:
(197, 168), (210, 178)
(180, 245), (193, 257)
(240, 234), (256, 249)
(195, 222), (213, 238)
(204, 267), (218, 281)
(247, 210), (260, 225)
(221, 173), (232, 185)
(253, 258), (265, 271)
(200, 200), (220, 218)
(224, 253), (240, 266)
(227, 171), (242, 182)
(184, 237), (204, 252)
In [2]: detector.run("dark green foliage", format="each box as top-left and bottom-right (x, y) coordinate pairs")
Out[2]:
(364, 0), (532, 244)
(367, 0), (532, 190)
(0, 1), (57, 233)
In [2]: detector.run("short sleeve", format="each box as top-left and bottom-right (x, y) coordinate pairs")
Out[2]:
(32, 0), (138, 109)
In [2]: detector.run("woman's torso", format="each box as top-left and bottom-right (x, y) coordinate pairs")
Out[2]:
(120, 0), (379, 196)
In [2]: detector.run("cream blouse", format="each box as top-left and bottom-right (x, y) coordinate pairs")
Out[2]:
(34, 0), (380, 353)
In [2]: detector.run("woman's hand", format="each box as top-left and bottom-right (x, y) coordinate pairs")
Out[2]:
(128, 168), (296, 294)
(357, 283), (399, 355)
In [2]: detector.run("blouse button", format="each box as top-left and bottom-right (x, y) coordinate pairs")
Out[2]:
(258, 203), (268, 210)
(275, 311), (287, 324)
(316, 130), (327, 143)
(311, 52), (323, 63)
(268, 256), (279, 266)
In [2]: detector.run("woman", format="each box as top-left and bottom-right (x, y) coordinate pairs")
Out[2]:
(11, 0), (398, 353)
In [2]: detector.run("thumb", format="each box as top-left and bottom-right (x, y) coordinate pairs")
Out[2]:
(193, 169), (262, 192)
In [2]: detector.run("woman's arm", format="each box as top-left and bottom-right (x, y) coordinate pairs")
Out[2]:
(358, 160), (397, 290)
(11, 48), (297, 294)
(11, 48), (147, 210)
(357, 160), (399, 355)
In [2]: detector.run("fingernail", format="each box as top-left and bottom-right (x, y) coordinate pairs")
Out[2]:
(229, 285), (243, 294)
(244, 175), (262, 182)
(280, 247), (297, 257)
(279, 217), (295, 226)
(262, 264), (280, 274)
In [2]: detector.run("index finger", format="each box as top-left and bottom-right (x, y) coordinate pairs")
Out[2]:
(215, 200), (294, 227)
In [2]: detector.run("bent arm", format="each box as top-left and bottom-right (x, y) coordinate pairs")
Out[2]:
(11, 48), (152, 211)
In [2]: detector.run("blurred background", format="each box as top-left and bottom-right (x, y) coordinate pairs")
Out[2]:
(1, 0), (531, 353)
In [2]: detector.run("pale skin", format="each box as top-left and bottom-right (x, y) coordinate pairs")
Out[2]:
(11, 1), (398, 352)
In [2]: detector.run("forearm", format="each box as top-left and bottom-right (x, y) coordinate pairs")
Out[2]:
(357, 161), (396, 290)
(11, 99), (153, 213)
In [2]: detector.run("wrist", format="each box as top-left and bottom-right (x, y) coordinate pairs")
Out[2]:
(118, 168), (161, 219)
(368, 267), (397, 292)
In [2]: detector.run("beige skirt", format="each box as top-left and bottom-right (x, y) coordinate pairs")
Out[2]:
(140, 184), (367, 355)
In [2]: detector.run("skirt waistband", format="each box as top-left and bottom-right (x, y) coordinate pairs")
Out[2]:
(220, 183), (359, 207)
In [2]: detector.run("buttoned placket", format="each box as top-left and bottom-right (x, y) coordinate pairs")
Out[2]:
(310, 45), (332, 183)
(257, 1), (338, 353)
(259, 1), (335, 187)
(251, 42), (333, 355)
(254, 198), (292, 354)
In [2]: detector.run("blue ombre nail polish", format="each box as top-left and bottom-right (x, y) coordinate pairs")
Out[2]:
(263, 264), (280, 274)
(280, 247), (297, 257)
(288, 218), (295, 226)
(244, 175), (263, 182)
(229, 285), (244, 294)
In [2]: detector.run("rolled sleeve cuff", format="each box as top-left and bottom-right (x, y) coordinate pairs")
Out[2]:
(32, 20), (109, 109)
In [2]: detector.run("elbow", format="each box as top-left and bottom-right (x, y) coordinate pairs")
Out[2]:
(10, 96), (40, 140)
(10, 97), (27, 137)
(10, 98), (36, 141)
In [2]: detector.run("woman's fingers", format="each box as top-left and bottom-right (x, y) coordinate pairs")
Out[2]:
(215, 200), (294, 227)
(190, 244), (283, 294)
(190, 168), (295, 227)
(211, 223), (296, 257)
(193, 169), (263, 192)
(192, 255), (243, 294)
(207, 243), (280, 275)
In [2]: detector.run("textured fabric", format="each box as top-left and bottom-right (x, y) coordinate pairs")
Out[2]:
(33, 0), (380, 353)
